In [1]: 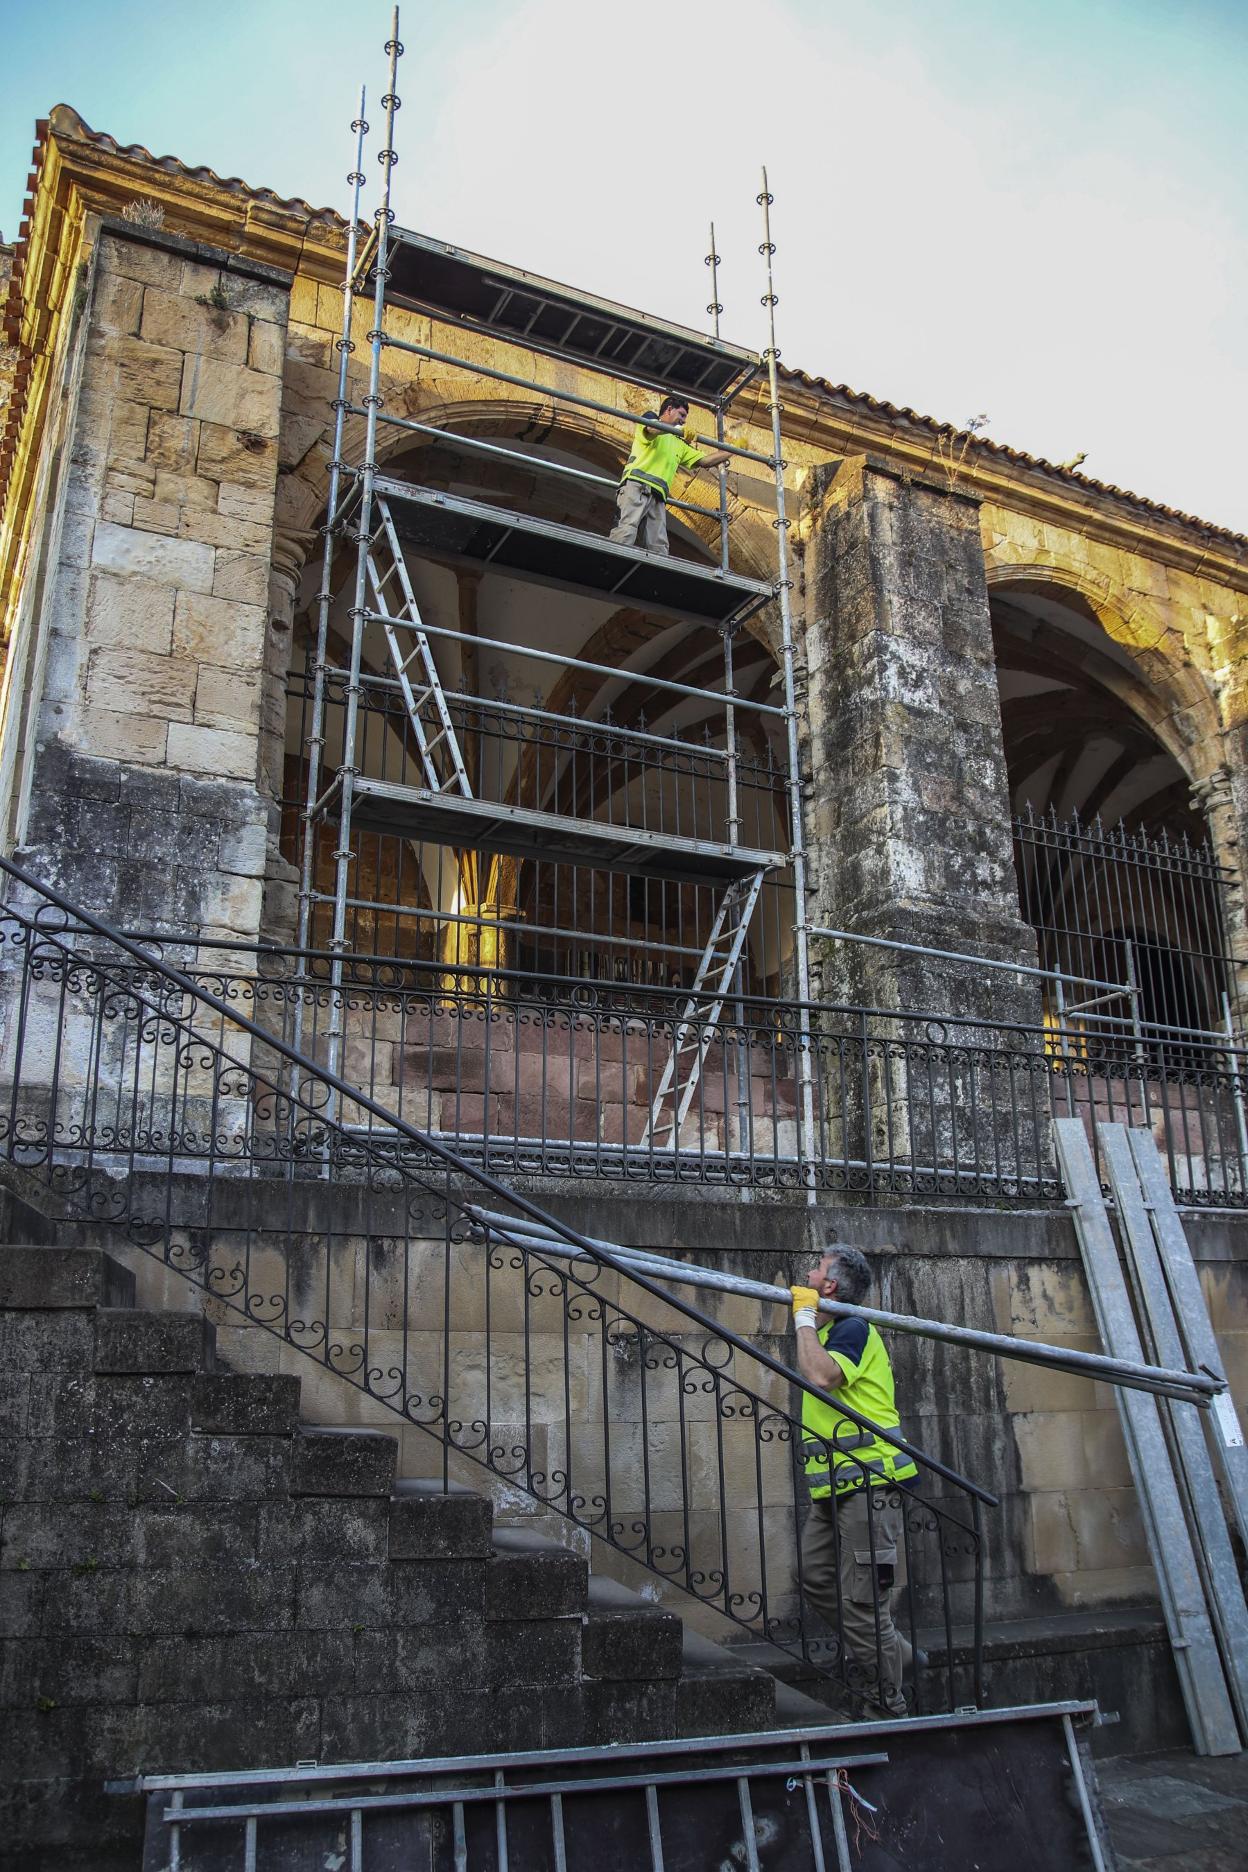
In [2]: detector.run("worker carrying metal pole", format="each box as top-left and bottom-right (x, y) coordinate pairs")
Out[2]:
(464, 1203), (1222, 1408)
(790, 1242), (919, 1717)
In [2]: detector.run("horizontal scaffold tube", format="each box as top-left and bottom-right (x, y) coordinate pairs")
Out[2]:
(377, 333), (778, 467)
(465, 1207), (1223, 1409)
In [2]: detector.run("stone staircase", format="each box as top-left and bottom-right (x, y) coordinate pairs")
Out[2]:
(0, 1242), (795, 1872)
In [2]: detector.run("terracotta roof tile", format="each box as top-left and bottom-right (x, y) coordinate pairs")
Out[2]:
(48, 103), (348, 227)
(782, 367), (1247, 555)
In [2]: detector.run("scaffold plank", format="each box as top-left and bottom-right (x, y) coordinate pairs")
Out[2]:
(1127, 1127), (1248, 1567)
(375, 478), (771, 626)
(375, 226), (760, 401)
(336, 776), (784, 884)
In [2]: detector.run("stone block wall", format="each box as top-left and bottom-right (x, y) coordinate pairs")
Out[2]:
(1, 1240), (746, 1869)
(802, 456), (1041, 1012)
(12, 223), (289, 943)
(75, 1180), (1247, 1643)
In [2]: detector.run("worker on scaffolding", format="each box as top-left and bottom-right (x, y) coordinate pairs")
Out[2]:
(790, 1244), (920, 1716)
(609, 394), (731, 556)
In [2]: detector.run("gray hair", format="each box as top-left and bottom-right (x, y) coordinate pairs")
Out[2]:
(822, 1241), (872, 1305)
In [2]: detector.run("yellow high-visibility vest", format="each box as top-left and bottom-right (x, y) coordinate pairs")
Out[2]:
(620, 421), (704, 500)
(801, 1318), (918, 1500)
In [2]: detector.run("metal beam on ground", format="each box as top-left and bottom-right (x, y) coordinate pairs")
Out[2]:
(1126, 1127), (1248, 1567)
(1101, 1125), (1248, 1739)
(1055, 1117), (1240, 1756)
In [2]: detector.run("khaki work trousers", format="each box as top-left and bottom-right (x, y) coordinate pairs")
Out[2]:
(609, 478), (669, 554)
(799, 1483), (912, 1716)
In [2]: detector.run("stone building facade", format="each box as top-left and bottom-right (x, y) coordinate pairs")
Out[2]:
(1, 104), (1246, 1780)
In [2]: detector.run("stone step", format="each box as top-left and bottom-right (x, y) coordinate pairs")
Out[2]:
(580, 1573), (775, 1737)
(95, 1307), (216, 1374)
(674, 1623), (776, 1738)
(770, 1678), (841, 1727)
(191, 1372), (301, 1437)
(0, 1243), (135, 1311)
(290, 1426), (398, 1497)
(390, 1478), (493, 1560)
(582, 1574), (683, 1682)
(488, 1525), (589, 1620)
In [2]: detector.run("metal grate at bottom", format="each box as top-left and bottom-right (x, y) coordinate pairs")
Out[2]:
(123, 1705), (1111, 1872)
(133, 1731), (887, 1872)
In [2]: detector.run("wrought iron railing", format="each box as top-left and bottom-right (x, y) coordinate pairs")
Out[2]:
(78, 936), (1248, 1207)
(0, 856), (991, 1715)
(1013, 804), (1246, 1049)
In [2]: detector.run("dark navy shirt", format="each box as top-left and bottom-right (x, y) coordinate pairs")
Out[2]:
(818, 1317), (870, 1368)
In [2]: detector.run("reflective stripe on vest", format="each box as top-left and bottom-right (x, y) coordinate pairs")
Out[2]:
(800, 1321), (919, 1499)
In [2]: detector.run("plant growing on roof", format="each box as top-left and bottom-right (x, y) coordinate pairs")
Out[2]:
(934, 412), (990, 495)
(120, 196), (165, 230)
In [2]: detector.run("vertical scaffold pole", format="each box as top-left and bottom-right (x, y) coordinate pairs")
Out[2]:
(706, 227), (739, 847)
(705, 224), (730, 576)
(327, 9), (403, 1095)
(295, 86), (369, 994)
(708, 224), (750, 1154)
(758, 170), (817, 1198)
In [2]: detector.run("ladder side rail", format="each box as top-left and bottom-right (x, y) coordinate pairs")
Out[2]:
(668, 870), (765, 1138)
(362, 543), (447, 793)
(1055, 1119), (1239, 1755)
(1101, 1127), (1248, 1738)
(642, 881), (742, 1130)
(1127, 1127), (1248, 1559)
(370, 500), (473, 797)
(643, 872), (763, 1146)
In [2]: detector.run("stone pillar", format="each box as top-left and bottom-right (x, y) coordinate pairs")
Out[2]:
(802, 458), (1046, 1190)
(12, 223), (291, 944)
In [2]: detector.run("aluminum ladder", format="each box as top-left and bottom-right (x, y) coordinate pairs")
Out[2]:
(365, 495), (473, 798)
(642, 868), (765, 1150)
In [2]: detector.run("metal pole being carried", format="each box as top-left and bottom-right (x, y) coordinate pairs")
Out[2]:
(465, 1205), (1226, 1409)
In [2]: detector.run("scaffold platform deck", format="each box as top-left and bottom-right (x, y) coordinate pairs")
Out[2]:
(372, 226), (760, 401)
(331, 776), (783, 884)
(374, 478), (771, 626)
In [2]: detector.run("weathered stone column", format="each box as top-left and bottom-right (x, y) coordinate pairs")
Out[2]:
(11, 222), (290, 944)
(801, 457), (1046, 1190)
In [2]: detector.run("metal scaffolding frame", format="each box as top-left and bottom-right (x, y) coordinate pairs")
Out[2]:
(298, 11), (818, 1174)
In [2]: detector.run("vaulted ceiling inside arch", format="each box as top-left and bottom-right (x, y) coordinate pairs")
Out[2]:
(292, 429), (781, 751)
(992, 587), (1203, 841)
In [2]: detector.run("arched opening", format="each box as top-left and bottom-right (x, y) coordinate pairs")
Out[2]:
(991, 580), (1238, 1052)
(278, 414), (794, 999)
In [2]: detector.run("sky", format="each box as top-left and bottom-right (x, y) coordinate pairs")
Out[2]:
(3, 0), (1245, 532)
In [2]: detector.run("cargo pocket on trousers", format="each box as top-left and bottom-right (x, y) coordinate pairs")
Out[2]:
(850, 1545), (897, 1602)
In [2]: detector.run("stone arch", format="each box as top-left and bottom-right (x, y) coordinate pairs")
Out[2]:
(270, 378), (785, 977)
(988, 562), (1247, 1017)
(987, 562), (1225, 824)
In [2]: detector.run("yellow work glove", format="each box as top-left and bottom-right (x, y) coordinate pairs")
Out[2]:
(790, 1285), (820, 1331)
